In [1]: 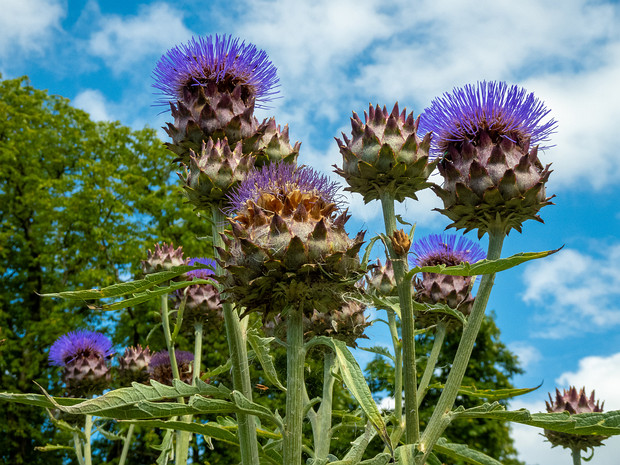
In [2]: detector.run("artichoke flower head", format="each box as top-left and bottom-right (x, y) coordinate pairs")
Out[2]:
(420, 81), (557, 237)
(218, 163), (366, 320)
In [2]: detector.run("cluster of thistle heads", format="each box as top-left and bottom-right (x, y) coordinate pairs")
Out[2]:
(49, 330), (194, 397)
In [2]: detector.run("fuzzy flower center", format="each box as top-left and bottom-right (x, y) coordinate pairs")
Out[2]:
(411, 234), (486, 268)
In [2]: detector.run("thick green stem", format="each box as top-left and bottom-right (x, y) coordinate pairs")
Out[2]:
(571, 448), (582, 465)
(211, 206), (259, 465)
(72, 432), (85, 465)
(315, 350), (337, 461)
(417, 226), (505, 463)
(193, 322), (203, 385)
(83, 415), (92, 465)
(417, 323), (446, 407)
(387, 308), (403, 426)
(119, 423), (135, 465)
(379, 191), (420, 444)
(283, 305), (306, 465)
(160, 295), (180, 381)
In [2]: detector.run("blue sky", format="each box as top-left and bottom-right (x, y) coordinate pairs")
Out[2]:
(2, 0), (620, 463)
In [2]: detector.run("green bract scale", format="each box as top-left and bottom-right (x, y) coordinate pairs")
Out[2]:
(218, 164), (366, 320)
(544, 387), (608, 452)
(335, 103), (436, 203)
(420, 81), (557, 237)
(141, 243), (187, 275)
(180, 138), (254, 209)
(117, 345), (151, 386)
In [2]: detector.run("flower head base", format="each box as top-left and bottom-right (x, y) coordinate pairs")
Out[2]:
(544, 386), (608, 452)
(420, 81), (557, 237)
(218, 163), (366, 319)
(49, 330), (114, 396)
(411, 234), (486, 330)
(335, 103), (436, 203)
(148, 350), (194, 385)
(264, 299), (370, 348)
(153, 35), (279, 109)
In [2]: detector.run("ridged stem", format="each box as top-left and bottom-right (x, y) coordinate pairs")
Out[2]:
(83, 415), (93, 465)
(73, 432), (85, 465)
(379, 191), (420, 444)
(417, 322), (447, 408)
(417, 226), (505, 464)
(211, 206), (260, 465)
(118, 423), (135, 465)
(283, 305), (306, 465)
(571, 448), (582, 465)
(193, 322), (203, 385)
(387, 308), (403, 426)
(315, 350), (337, 461)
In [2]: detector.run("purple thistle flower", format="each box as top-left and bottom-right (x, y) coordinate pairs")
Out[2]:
(49, 330), (114, 367)
(227, 163), (342, 215)
(411, 233), (486, 268)
(419, 81), (557, 157)
(153, 34), (279, 108)
(149, 349), (194, 369)
(187, 257), (216, 279)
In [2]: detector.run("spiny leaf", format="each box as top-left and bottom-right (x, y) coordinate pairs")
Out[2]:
(405, 248), (562, 281)
(412, 301), (467, 326)
(247, 329), (286, 391)
(452, 402), (620, 436)
(358, 345), (395, 362)
(427, 383), (542, 401)
(0, 392), (84, 409)
(433, 438), (504, 465)
(39, 264), (212, 300)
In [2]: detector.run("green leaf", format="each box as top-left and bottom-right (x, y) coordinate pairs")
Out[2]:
(39, 264), (212, 300)
(362, 235), (382, 267)
(433, 438), (504, 465)
(395, 214), (413, 227)
(34, 444), (75, 452)
(313, 337), (392, 452)
(359, 345), (395, 362)
(405, 248), (562, 281)
(412, 301), (467, 326)
(247, 329), (286, 391)
(427, 383), (541, 401)
(201, 359), (232, 379)
(126, 419), (239, 444)
(96, 278), (212, 311)
(36, 379), (229, 416)
(0, 392), (85, 409)
(228, 391), (283, 429)
(452, 402), (620, 436)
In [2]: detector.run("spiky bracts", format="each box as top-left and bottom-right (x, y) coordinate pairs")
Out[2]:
(367, 259), (397, 295)
(218, 164), (366, 319)
(118, 345), (151, 385)
(148, 350), (194, 385)
(141, 243), (187, 275)
(544, 387), (608, 451)
(419, 81), (557, 237)
(335, 103), (436, 203)
(264, 300), (370, 348)
(49, 331), (114, 397)
(411, 234), (486, 330)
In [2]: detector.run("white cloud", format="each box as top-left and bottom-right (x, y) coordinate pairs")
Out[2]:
(521, 246), (620, 338)
(73, 89), (112, 122)
(508, 342), (542, 370)
(88, 3), (192, 73)
(511, 353), (620, 465)
(0, 0), (65, 57)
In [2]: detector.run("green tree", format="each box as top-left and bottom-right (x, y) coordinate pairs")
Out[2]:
(365, 313), (525, 465)
(0, 75), (210, 464)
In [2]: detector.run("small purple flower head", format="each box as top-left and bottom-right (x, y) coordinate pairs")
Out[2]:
(227, 163), (342, 215)
(149, 350), (195, 385)
(49, 330), (114, 367)
(153, 34), (279, 108)
(419, 81), (557, 157)
(187, 257), (216, 280)
(411, 234), (486, 268)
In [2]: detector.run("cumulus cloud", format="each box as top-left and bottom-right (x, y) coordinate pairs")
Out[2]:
(0, 0), (65, 57)
(521, 246), (620, 338)
(508, 342), (542, 370)
(73, 89), (112, 122)
(88, 3), (192, 73)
